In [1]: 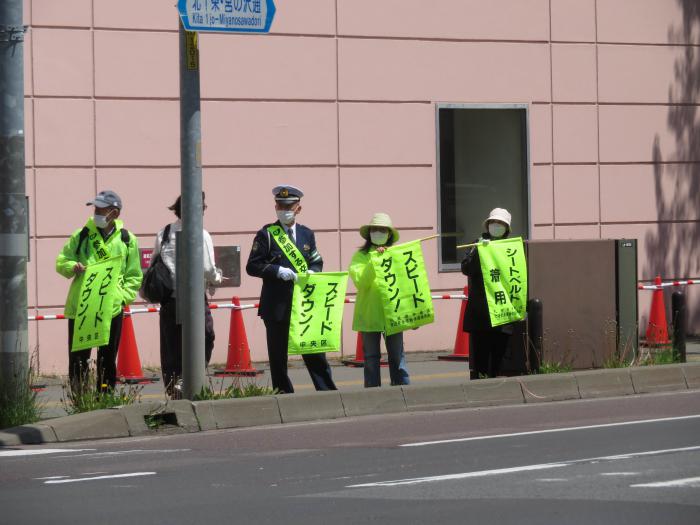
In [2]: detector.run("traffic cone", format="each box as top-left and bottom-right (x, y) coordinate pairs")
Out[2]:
(645, 275), (671, 346)
(214, 297), (262, 376)
(439, 286), (470, 361)
(117, 306), (158, 384)
(342, 332), (366, 367)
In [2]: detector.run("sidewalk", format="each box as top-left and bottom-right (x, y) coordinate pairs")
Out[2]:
(34, 339), (700, 420)
(34, 351), (471, 420)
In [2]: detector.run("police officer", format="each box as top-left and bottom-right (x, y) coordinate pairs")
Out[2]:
(246, 185), (337, 393)
(56, 190), (142, 392)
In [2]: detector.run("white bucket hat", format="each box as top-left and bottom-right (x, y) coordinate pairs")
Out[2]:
(483, 208), (512, 231)
(360, 212), (400, 243)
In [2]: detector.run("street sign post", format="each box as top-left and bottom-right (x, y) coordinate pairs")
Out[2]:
(177, 0), (276, 33)
(175, 0), (275, 398)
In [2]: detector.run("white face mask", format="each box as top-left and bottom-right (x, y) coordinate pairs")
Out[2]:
(93, 213), (111, 229)
(276, 210), (296, 226)
(370, 231), (389, 246)
(488, 223), (507, 238)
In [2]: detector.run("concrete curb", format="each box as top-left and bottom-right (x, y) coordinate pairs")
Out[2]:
(2, 362), (700, 446)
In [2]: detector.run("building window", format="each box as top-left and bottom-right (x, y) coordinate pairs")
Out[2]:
(437, 105), (530, 270)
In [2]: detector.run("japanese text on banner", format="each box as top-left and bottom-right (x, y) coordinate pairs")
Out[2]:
(477, 237), (528, 327)
(370, 240), (435, 336)
(289, 272), (348, 355)
(71, 257), (123, 351)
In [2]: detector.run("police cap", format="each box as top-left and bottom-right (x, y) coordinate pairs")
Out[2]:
(272, 185), (303, 204)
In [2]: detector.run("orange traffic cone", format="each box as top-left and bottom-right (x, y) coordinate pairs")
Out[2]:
(117, 306), (158, 384)
(342, 332), (366, 367)
(214, 297), (262, 376)
(645, 275), (671, 346)
(439, 286), (470, 361)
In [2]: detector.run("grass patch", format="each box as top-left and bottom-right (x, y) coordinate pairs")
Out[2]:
(538, 361), (573, 374)
(60, 362), (143, 415)
(638, 347), (680, 366)
(193, 377), (277, 401)
(0, 355), (44, 430)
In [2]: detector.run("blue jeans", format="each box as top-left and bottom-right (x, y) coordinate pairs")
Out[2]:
(361, 332), (410, 387)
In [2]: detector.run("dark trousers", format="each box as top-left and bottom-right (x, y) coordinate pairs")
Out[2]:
(159, 297), (215, 396)
(68, 313), (123, 391)
(469, 330), (510, 379)
(263, 317), (337, 394)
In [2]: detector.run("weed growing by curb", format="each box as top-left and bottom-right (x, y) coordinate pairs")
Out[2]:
(0, 353), (44, 430)
(60, 361), (143, 415)
(538, 361), (573, 374)
(193, 376), (277, 401)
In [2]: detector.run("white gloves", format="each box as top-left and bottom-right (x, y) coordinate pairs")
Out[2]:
(480, 238), (491, 246)
(277, 267), (297, 282)
(306, 270), (315, 274)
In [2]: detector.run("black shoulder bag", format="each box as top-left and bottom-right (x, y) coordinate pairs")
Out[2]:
(142, 224), (174, 304)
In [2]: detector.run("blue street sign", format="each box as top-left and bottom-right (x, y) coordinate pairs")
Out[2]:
(178, 0), (276, 33)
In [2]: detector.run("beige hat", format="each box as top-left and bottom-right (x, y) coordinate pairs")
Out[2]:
(484, 208), (512, 231)
(360, 212), (400, 243)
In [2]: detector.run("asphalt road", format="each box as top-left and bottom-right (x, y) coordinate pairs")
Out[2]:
(2, 390), (700, 525)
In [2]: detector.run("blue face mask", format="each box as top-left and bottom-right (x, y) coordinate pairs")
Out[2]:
(370, 231), (389, 245)
(488, 223), (507, 238)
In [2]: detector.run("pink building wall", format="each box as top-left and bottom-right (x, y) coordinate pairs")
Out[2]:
(22, 0), (700, 374)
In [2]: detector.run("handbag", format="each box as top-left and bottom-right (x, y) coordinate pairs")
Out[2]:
(141, 224), (174, 304)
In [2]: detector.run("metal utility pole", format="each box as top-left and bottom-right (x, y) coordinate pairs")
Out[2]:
(0, 1), (29, 396)
(178, 20), (205, 399)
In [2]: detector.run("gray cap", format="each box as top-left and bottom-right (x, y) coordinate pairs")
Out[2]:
(272, 185), (303, 204)
(86, 190), (122, 209)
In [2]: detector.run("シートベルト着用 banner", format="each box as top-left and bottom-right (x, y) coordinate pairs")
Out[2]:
(477, 237), (527, 327)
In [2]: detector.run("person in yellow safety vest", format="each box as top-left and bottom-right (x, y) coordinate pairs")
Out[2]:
(55, 190), (142, 392)
(348, 212), (410, 388)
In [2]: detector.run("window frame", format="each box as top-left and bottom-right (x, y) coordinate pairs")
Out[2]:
(435, 103), (532, 272)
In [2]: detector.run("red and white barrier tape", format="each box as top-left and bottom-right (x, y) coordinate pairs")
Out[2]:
(638, 279), (697, 290)
(28, 294), (466, 321)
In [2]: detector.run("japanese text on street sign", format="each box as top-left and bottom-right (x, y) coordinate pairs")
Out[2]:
(289, 272), (348, 355)
(371, 240), (435, 336)
(71, 257), (122, 352)
(178, 0), (276, 33)
(478, 237), (528, 327)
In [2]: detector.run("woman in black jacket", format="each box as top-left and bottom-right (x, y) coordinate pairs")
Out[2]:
(461, 208), (516, 379)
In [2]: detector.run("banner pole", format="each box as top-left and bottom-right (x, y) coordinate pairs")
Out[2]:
(455, 242), (480, 250)
(417, 234), (441, 243)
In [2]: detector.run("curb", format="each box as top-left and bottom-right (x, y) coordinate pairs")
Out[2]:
(2, 363), (700, 446)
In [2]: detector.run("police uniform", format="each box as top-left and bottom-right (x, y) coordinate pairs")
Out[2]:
(245, 185), (337, 393)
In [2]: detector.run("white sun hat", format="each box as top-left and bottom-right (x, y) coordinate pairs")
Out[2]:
(359, 212), (400, 243)
(483, 208), (512, 231)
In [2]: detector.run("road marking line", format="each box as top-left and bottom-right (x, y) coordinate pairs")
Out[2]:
(536, 478), (568, 482)
(0, 449), (95, 457)
(34, 476), (69, 480)
(347, 445), (700, 488)
(631, 477), (700, 488)
(401, 414), (700, 447)
(44, 472), (156, 484)
(601, 472), (640, 477)
(349, 464), (568, 487)
(53, 448), (190, 459)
